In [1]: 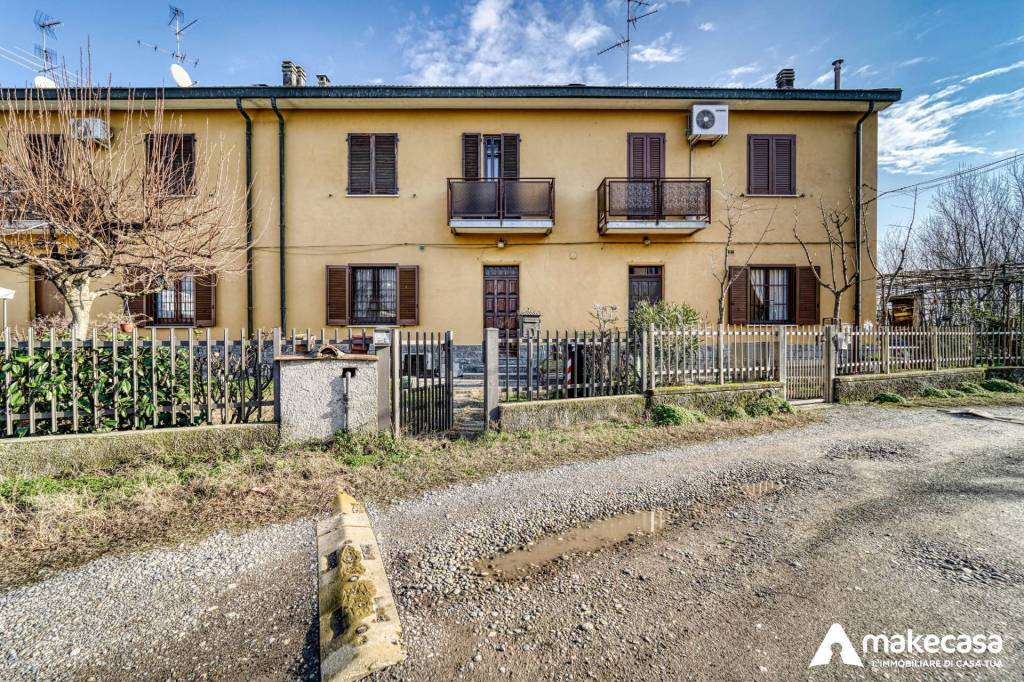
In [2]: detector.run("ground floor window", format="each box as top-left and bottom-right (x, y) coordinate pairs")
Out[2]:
(152, 276), (195, 325)
(351, 266), (398, 325)
(628, 266), (663, 313)
(750, 267), (790, 323)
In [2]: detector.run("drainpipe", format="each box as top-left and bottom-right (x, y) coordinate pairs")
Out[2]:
(854, 100), (875, 326)
(271, 97), (287, 330)
(235, 98), (254, 333)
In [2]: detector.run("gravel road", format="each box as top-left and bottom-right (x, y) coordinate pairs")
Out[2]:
(2, 405), (1023, 680)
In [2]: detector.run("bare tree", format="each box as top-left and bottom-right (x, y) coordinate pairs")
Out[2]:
(0, 83), (246, 338)
(793, 198), (867, 323)
(868, 189), (917, 324)
(712, 183), (777, 324)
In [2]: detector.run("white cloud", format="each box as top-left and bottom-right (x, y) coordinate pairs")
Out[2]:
(698, 22), (715, 32)
(399, 0), (611, 85)
(879, 83), (1024, 173)
(811, 70), (833, 86)
(1001, 34), (1024, 47)
(631, 32), (685, 64)
(853, 64), (878, 78)
(727, 63), (759, 78)
(962, 59), (1024, 84)
(899, 57), (929, 67)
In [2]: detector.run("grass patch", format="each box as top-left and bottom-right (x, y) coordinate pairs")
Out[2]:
(873, 392), (908, 405)
(921, 387), (950, 399)
(721, 405), (747, 421)
(946, 389), (965, 398)
(651, 404), (706, 426)
(0, 411), (815, 588)
(958, 382), (987, 395)
(745, 396), (795, 417)
(980, 378), (1024, 393)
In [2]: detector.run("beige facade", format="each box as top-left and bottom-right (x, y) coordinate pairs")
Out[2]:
(0, 85), (899, 339)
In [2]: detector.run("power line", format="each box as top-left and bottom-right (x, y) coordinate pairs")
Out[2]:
(870, 152), (1023, 205)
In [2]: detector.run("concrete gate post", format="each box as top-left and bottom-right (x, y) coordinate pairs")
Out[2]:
(776, 325), (787, 399)
(483, 328), (499, 429)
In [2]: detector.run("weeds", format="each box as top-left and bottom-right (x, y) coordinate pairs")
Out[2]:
(745, 396), (795, 416)
(980, 378), (1024, 393)
(873, 392), (908, 405)
(651, 404), (705, 426)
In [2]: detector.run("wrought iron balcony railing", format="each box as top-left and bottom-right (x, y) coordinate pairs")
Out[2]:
(597, 177), (711, 233)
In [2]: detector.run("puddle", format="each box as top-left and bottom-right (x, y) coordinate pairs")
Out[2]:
(737, 480), (784, 498)
(475, 510), (669, 580)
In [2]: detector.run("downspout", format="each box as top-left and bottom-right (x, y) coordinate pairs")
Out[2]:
(271, 97), (287, 330)
(854, 100), (875, 326)
(235, 97), (254, 333)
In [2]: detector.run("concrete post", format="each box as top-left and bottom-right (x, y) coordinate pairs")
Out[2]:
(930, 325), (941, 370)
(483, 328), (499, 429)
(648, 323), (657, 390)
(881, 327), (891, 374)
(824, 325), (837, 403)
(717, 324), (726, 384)
(776, 325), (787, 399)
(374, 334), (392, 434)
(390, 329), (401, 437)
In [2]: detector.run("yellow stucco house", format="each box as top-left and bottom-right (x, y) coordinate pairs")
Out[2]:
(2, 64), (900, 345)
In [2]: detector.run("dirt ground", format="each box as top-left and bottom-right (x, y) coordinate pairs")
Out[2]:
(2, 405), (1023, 680)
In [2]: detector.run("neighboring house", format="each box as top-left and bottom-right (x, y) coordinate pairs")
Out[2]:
(0, 64), (900, 339)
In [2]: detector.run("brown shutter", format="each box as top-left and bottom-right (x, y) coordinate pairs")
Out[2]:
(373, 134), (398, 195)
(397, 265), (419, 326)
(796, 266), (820, 325)
(347, 134), (372, 194)
(194, 274), (217, 327)
(748, 135), (771, 194)
(326, 265), (350, 326)
(500, 133), (519, 179)
(727, 266), (750, 324)
(647, 134), (665, 178)
(773, 136), (795, 195)
(627, 133), (646, 178)
(462, 133), (481, 179)
(125, 281), (149, 327)
(180, 134), (196, 194)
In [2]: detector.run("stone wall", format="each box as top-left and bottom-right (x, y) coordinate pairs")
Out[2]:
(985, 367), (1024, 384)
(497, 394), (647, 431)
(650, 382), (783, 417)
(832, 368), (986, 403)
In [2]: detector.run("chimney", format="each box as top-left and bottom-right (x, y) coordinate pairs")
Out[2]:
(316, 73), (331, 87)
(832, 59), (844, 90)
(282, 60), (297, 86)
(775, 68), (795, 89)
(295, 65), (307, 87)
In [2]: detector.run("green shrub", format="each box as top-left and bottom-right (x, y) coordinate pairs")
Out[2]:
(651, 404), (705, 426)
(873, 392), (908, 405)
(331, 431), (416, 468)
(958, 382), (986, 395)
(946, 389), (965, 398)
(721, 405), (747, 421)
(921, 387), (950, 398)
(744, 396), (794, 417)
(980, 378), (1024, 393)
(628, 300), (701, 330)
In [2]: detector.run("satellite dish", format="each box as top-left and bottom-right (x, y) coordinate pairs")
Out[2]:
(33, 74), (57, 89)
(170, 63), (193, 87)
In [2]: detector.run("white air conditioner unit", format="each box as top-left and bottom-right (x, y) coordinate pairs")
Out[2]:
(689, 104), (729, 138)
(70, 118), (111, 144)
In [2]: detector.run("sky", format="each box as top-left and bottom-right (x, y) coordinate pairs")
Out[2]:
(1, 0), (1023, 236)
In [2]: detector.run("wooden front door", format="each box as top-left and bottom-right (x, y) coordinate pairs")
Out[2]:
(484, 266), (519, 333)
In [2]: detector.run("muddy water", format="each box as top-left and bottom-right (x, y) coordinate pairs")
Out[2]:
(475, 510), (669, 580)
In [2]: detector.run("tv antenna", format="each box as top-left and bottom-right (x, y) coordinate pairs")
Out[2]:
(33, 11), (61, 76)
(138, 5), (199, 67)
(0, 12), (83, 87)
(597, 0), (659, 85)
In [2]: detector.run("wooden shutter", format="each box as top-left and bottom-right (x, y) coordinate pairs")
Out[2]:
(397, 265), (419, 326)
(773, 136), (795, 195)
(627, 133), (665, 177)
(748, 136), (771, 194)
(462, 133), (481, 179)
(326, 265), (350, 325)
(194, 274), (217, 327)
(500, 133), (519, 179)
(628, 134), (646, 177)
(647, 134), (665, 178)
(125, 282), (149, 327)
(795, 265), (820, 325)
(347, 134), (372, 194)
(727, 266), (750, 324)
(373, 134), (398, 195)
(180, 134), (196, 194)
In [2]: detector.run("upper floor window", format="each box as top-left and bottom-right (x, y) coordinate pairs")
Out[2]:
(146, 133), (196, 196)
(627, 133), (665, 178)
(747, 134), (795, 195)
(462, 133), (519, 179)
(347, 133), (398, 195)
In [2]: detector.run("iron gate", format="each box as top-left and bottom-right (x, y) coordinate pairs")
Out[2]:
(395, 331), (454, 435)
(784, 326), (827, 400)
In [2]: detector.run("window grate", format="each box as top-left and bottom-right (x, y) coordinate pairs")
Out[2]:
(351, 267), (398, 325)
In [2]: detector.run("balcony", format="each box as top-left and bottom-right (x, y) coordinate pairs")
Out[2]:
(448, 178), (555, 235)
(597, 177), (711, 235)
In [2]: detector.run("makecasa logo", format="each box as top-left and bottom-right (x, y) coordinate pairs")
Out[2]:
(810, 623), (863, 667)
(809, 623), (1004, 670)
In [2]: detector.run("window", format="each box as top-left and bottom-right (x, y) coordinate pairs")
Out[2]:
(628, 266), (663, 313)
(347, 133), (398, 195)
(152, 276), (196, 325)
(146, 133), (196, 196)
(26, 134), (65, 178)
(749, 268), (790, 323)
(747, 134), (795, 195)
(351, 267), (398, 325)
(461, 133), (520, 179)
(627, 133), (665, 178)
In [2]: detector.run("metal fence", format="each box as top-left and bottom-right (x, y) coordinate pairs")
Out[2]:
(394, 331), (454, 435)
(835, 326), (977, 376)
